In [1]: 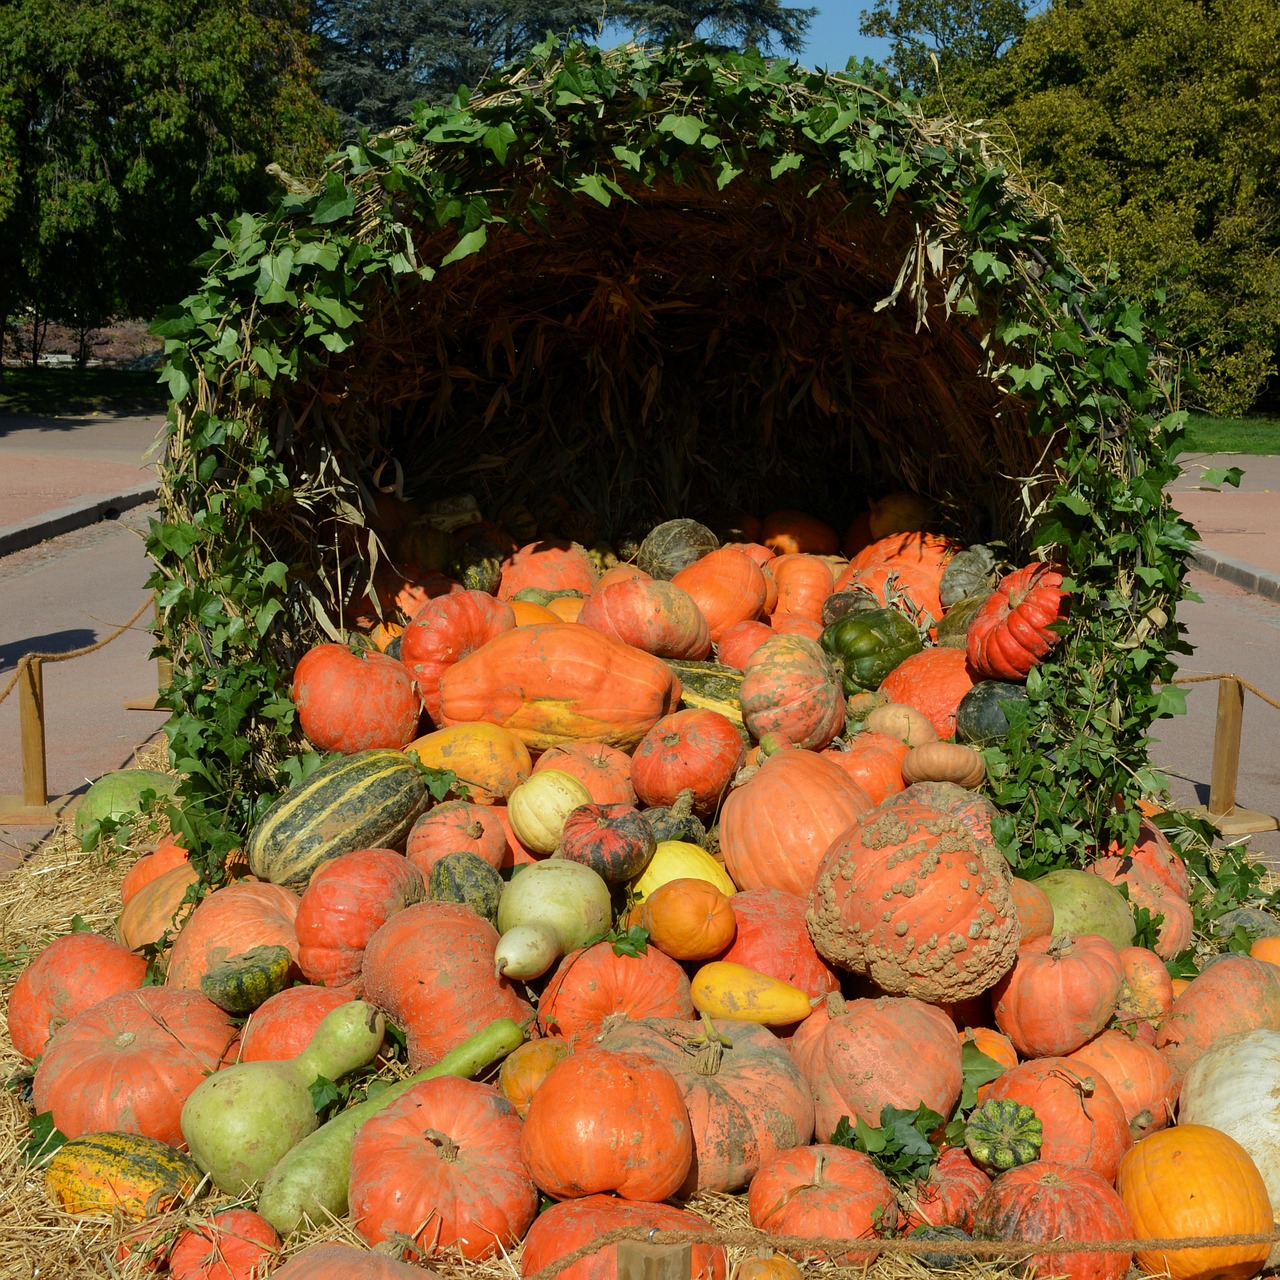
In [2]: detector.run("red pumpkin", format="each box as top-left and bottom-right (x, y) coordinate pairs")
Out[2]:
(715, 886), (839, 998)
(1088, 856), (1194, 959)
(120, 841), (190, 905)
(1010, 877), (1055, 944)
(350, 1076), (537, 1259)
(520, 1195), (726, 1280)
(902, 1147), (992, 1232)
(671, 548), (768, 643)
(719, 751), (872, 898)
(295, 848), (424, 990)
(240, 984), (357, 1061)
(992, 933), (1125, 1058)
(1067, 1029), (1177, 1139)
(836, 532), (961, 630)
(631, 709), (745, 815)
(291, 643), (421, 754)
(748, 1144), (897, 1262)
(821, 731), (909, 805)
(399, 590), (516, 723)
(740, 634), (845, 749)
(793, 995), (963, 1142)
(360, 901), (533, 1069)
(406, 801), (508, 873)
(770, 554), (835, 622)
(878, 647), (979, 740)
(165, 881), (301, 993)
(498, 539), (598, 600)
(982, 1057), (1132, 1181)
(537, 942), (694, 1046)
(717, 619), (774, 670)
(32, 987), (237, 1144)
(531, 741), (636, 805)
(577, 577), (712, 659)
(966, 563), (1069, 681)
(7, 931), (147, 1062)
(521, 1047), (693, 1201)
(722, 541), (777, 567)
(597, 1015), (815, 1193)
(973, 1161), (1133, 1280)
(438, 623), (682, 752)
(169, 1209), (279, 1280)
(558, 804), (657, 883)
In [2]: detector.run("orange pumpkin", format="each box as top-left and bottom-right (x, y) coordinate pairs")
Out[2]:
(117, 862), (200, 951)
(836, 532), (961, 630)
(438, 623), (682, 752)
(821, 731), (909, 805)
(510, 599), (561, 625)
(546, 595), (586, 622)
(497, 540), (597, 600)
(405, 722), (532, 804)
(761, 510), (840, 556)
(769, 554), (835, 622)
(531, 741), (636, 805)
(879, 647), (979, 740)
(498, 1037), (572, 1119)
(1010, 877), (1054, 944)
(716, 619), (774, 670)
(1117, 945), (1175, 1023)
(120, 841), (190, 906)
(671, 548), (768, 642)
(740, 634), (845, 750)
(1089, 856), (1194, 960)
(1067, 1029), (1177, 1139)
(642, 878), (738, 961)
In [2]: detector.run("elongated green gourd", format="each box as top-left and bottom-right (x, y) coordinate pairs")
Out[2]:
(181, 1000), (385, 1195)
(257, 1015), (526, 1235)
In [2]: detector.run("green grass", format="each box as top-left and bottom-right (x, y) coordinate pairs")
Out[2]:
(1180, 412), (1280, 456)
(0, 366), (167, 416)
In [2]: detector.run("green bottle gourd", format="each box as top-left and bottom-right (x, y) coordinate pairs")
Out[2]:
(180, 999), (386, 1195)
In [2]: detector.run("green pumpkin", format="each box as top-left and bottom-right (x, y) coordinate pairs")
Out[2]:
(637, 518), (719, 580)
(200, 944), (293, 1014)
(450, 539), (504, 593)
(821, 590), (884, 628)
(427, 852), (504, 925)
(819, 607), (924, 694)
(1214, 907), (1280, 940)
(939, 544), (998, 608)
(936, 592), (991, 649)
(956, 680), (1028, 745)
(1036, 869), (1135, 949)
(498, 503), (538, 543)
(965, 1098), (1043, 1172)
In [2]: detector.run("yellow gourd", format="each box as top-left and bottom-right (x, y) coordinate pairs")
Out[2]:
(631, 839), (737, 900)
(690, 961), (814, 1026)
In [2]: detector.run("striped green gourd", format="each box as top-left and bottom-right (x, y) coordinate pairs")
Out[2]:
(248, 749), (428, 890)
(661, 659), (746, 738)
(44, 1131), (201, 1219)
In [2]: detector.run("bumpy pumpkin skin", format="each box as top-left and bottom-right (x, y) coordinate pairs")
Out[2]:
(807, 801), (1020, 1002)
(597, 1015), (815, 1194)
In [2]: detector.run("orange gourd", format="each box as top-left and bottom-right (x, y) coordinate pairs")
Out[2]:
(642, 878), (738, 961)
(405, 722), (532, 804)
(761, 510), (840, 555)
(671, 548), (768, 642)
(532, 741), (636, 805)
(120, 841), (190, 905)
(498, 1037), (572, 1119)
(770, 554), (835, 622)
(879, 647), (979, 740)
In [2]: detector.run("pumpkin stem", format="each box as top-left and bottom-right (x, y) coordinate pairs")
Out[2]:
(1046, 934), (1076, 960)
(689, 1011), (731, 1076)
(466, 820), (484, 839)
(423, 1128), (460, 1162)
(669, 789), (695, 820)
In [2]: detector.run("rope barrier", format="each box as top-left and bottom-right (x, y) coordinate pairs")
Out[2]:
(525, 1223), (1280, 1280)
(0, 597), (154, 708)
(1167, 671), (1280, 713)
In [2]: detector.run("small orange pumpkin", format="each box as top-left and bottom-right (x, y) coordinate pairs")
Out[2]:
(902, 741), (986, 789)
(641, 878), (737, 961)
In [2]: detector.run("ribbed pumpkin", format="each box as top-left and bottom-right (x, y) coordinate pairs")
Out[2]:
(719, 751), (873, 899)
(599, 1015), (814, 1193)
(793, 995), (963, 1142)
(498, 1037), (572, 1119)
(557, 804), (657, 883)
(631, 709), (745, 815)
(44, 1131), (201, 1220)
(537, 941), (694, 1045)
(821, 731), (909, 804)
(7, 931), (147, 1062)
(992, 933), (1125, 1059)
(521, 1047), (693, 1201)
(33, 987), (237, 1145)
(117, 862), (200, 951)
(531, 741), (636, 805)
(1067, 1029), (1177, 1139)
(715, 886), (839, 998)
(807, 801), (1019, 1002)
(835, 531), (961, 630)
(577, 577), (712, 659)
(438, 623), (682, 751)
(406, 800), (508, 872)
(770, 554), (835, 622)
(670, 548), (767, 643)
(398, 589), (516, 723)
(1117, 819), (1191, 900)
(120, 840), (190, 905)
(291, 643), (421, 755)
(166, 880), (301, 993)
(497, 539), (597, 600)
(973, 1162), (1133, 1280)
(879, 647), (979, 740)
(739, 634), (844, 749)
(1089, 856), (1194, 960)
(294, 848), (424, 990)
(240, 984), (357, 1061)
(360, 901), (533, 1070)
(902, 1147), (992, 1232)
(1117, 1126), (1272, 1280)
(405, 722), (532, 805)
(981, 1057), (1132, 1182)
(967, 563), (1069, 681)
(349, 1077), (537, 1260)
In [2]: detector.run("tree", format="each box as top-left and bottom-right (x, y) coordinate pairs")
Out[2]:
(617, 0), (817, 54)
(859, 0), (1030, 95)
(981, 0), (1280, 414)
(0, 0), (334, 363)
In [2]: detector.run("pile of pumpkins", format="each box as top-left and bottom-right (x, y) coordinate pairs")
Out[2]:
(11, 497), (1280, 1280)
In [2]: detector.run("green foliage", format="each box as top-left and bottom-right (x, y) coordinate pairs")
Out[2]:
(21, 1112), (67, 1168)
(830, 1104), (943, 1184)
(0, 368), (166, 416)
(149, 39), (1193, 874)
(1181, 414), (1280, 458)
(608, 924), (651, 957)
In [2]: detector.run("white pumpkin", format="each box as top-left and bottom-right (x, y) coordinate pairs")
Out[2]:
(506, 769), (591, 854)
(1179, 1026), (1280, 1259)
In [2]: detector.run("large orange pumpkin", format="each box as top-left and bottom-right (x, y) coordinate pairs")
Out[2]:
(715, 886), (839, 998)
(1067, 1029), (1177, 1139)
(291, 644), (421, 754)
(577, 577), (712, 659)
(821, 731), (909, 805)
(879, 647), (979, 740)
(671, 548), (768, 642)
(438, 623), (682, 751)
(631, 709), (745, 815)
(770, 554), (835, 622)
(497, 539), (597, 600)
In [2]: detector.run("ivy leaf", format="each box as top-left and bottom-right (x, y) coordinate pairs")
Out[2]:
(22, 1112), (67, 1167)
(657, 115), (705, 145)
(957, 1039), (1007, 1112)
(1154, 686), (1187, 718)
(308, 1074), (341, 1113)
(312, 176), (356, 225)
(609, 924), (649, 958)
(830, 1104), (943, 1184)
(440, 227), (488, 267)
(1198, 466), (1243, 490)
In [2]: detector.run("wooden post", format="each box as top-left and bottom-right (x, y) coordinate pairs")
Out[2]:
(19, 656), (47, 807)
(124, 594), (170, 711)
(617, 1240), (693, 1280)
(1208, 676), (1244, 818)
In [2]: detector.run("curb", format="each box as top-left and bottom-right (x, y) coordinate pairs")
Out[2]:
(0, 483), (158, 557)
(1190, 547), (1280, 604)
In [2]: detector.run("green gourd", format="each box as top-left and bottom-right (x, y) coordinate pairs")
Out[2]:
(964, 1098), (1043, 1172)
(200, 944), (293, 1014)
(180, 1000), (386, 1195)
(257, 1016), (526, 1234)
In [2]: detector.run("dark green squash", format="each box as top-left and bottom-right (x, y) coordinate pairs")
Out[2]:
(637, 518), (719, 580)
(908, 1225), (974, 1270)
(450, 537), (505, 593)
(820, 607), (924, 694)
(642, 788), (707, 848)
(936, 592), (990, 649)
(821, 589), (884, 627)
(427, 851), (504, 925)
(956, 680), (1028, 746)
(661, 658), (746, 738)
(964, 1098), (1043, 1173)
(200, 944), (294, 1014)
(939, 545), (997, 608)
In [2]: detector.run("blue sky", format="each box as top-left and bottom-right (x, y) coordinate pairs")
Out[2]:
(798, 1), (894, 72)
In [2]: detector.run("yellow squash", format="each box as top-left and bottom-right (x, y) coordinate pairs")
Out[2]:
(690, 961), (814, 1026)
